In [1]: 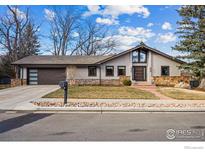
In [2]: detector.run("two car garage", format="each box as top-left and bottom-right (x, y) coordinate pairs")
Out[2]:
(28, 68), (66, 85)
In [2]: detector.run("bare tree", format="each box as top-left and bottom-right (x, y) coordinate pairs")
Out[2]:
(72, 21), (116, 56)
(48, 9), (78, 55)
(0, 6), (40, 77)
(0, 6), (29, 62)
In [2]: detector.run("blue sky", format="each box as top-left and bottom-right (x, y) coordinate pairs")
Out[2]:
(0, 5), (181, 56)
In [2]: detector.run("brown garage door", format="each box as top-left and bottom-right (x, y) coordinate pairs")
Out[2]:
(38, 68), (66, 85)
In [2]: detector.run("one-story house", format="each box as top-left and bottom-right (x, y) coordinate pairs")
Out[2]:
(12, 42), (184, 85)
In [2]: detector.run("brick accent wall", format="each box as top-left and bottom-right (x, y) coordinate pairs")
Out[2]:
(153, 76), (191, 87)
(11, 79), (27, 87)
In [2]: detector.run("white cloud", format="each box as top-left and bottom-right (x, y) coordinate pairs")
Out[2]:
(72, 32), (79, 37)
(147, 22), (154, 27)
(96, 17), (118, 25)
(83, 5), (150, 25)
(101, 5), (150, 19)
(156, 32), (176, 43)
(162, 22), (172, 30)
(8, 7), (26, 20)
(83, 5), (101, 16)
(110, 35), (144, 51)
(44, 9), (55, 20)
(105, 26), (155, 52)
(118, 26), (155, 38)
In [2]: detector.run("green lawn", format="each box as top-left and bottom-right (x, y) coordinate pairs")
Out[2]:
(158, 87), (205, 100)
(43, 86), (159, 99)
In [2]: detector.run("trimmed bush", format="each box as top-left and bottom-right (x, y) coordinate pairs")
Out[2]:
(123, 79), (132, 86)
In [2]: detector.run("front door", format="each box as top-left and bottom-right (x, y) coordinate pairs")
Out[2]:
(133, 66), (147, 81)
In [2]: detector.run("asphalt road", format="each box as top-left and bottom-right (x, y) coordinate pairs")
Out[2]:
(0, 111), (205, 141)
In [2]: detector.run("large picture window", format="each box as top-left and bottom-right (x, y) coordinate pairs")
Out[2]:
(106, 66), (114, 76)
(118, 66), (126, 76)
(88, 66), (97, 76)
(132, 50), (147, 63)
(161, 66), (170, 76)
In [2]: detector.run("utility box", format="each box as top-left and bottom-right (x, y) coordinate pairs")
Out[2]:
(189, 80), (199, 89)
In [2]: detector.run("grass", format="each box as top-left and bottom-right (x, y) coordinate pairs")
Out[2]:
(43, 85), (159, 99)
(158, 87), (205, 100)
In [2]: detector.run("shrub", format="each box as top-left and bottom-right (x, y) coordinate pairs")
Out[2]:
(123, 79), (132, 86)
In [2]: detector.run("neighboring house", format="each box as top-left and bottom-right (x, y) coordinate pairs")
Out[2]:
(12, 42), (184, 85)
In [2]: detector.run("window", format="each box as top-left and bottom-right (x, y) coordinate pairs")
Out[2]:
(88, 66), (97, 76)
(132, 51), (139, 63)
(139, 51), (146, 62)
(106, 66), (114, 76)
(118, 66), (126, 76)
(161, 66), (170, 76)
(132, 50), (147, 63)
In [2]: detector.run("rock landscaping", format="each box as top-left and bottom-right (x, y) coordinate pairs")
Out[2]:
(32, 99), (205, 108)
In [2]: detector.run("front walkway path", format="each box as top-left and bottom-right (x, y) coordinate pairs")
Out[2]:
(133, 85), (174, 100)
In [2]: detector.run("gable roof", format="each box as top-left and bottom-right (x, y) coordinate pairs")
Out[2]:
(12, 55), (112, 65)
(13, 43), (184, 65)
(97, 42), (185, 64)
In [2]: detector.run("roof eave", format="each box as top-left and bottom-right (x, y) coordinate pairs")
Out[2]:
(97, 44), (185, 64)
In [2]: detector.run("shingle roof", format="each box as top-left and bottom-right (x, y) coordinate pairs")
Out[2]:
(12, 55), (113, 65)
(13, 43), (185, 65)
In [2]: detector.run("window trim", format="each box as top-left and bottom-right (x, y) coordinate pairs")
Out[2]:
(117, 66), (126, 76)
(88, 66), (97, 77)
(161, 66), (170, 76)
(106, 66), (114, 76)
(132, 50), (147, 63)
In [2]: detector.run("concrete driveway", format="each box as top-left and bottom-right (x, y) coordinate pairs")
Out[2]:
(0, 85), (59, 110)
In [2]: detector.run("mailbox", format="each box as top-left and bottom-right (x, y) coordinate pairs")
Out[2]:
(59, 81), (68, 90)
(59, 81), (68, 105)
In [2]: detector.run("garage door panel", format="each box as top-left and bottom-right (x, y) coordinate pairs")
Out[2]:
(38, 68), (66, 85)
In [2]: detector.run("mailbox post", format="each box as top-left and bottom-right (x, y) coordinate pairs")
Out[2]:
(59, 81), (68, 105)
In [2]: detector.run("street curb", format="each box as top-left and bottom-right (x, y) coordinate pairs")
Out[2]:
(2, 107), (205, 113)
(36, 107), (205, 112)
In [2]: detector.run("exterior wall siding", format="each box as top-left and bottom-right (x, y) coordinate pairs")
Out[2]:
(101, 53), (131, 79)
(151, 53), (181, 76)
(18, 48), (182, 86)
(66, 65), (100, 80)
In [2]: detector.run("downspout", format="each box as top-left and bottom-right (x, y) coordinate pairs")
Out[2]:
(99, 65), (102, 85)
(21, 67), (23, 85)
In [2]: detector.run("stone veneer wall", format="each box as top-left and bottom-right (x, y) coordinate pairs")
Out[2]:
(153, 76), (191, 87)
(11, 79), (27, 87)
(67, 79), (121, 86)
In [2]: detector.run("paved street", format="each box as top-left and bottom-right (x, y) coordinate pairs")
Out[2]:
(0, 85), (58, 110)
(0, 112), (205, 141)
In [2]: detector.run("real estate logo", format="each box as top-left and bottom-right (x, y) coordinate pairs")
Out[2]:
(166, 128), (205, 140)
(166, 129), (176, 140)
